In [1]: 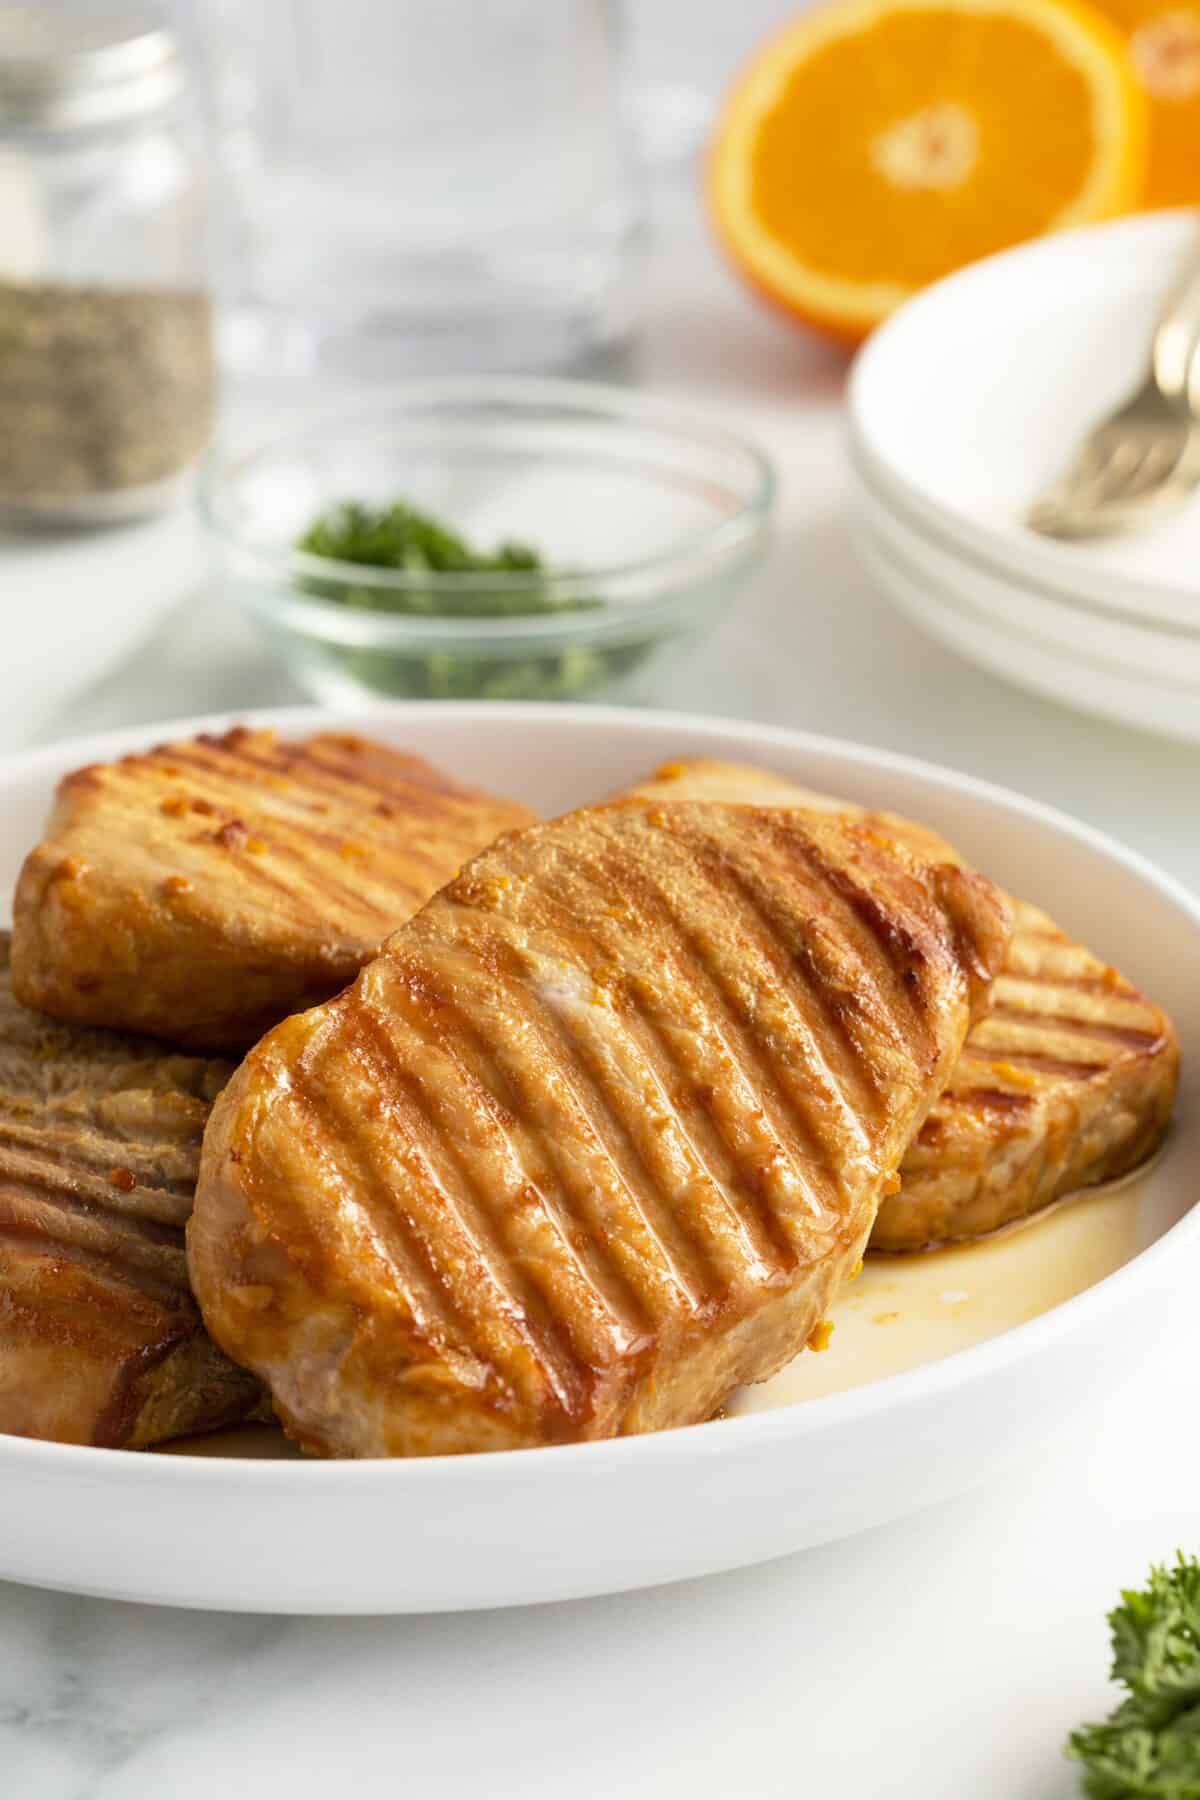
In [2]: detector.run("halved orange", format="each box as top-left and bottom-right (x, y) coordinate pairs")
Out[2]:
(1089, 0), (1200, 203)
(709, 0), (1148, 343)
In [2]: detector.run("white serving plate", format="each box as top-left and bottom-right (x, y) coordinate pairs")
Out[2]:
(850, 465), (1200, 741)
(1, 702), (1197, 1615)
(848, 210), (1200, 633)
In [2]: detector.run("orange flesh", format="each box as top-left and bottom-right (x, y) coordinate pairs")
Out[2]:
(751, 13), (1098, 289)
(710, 0), (1146, 340)
(1094, 0), (1200, 203)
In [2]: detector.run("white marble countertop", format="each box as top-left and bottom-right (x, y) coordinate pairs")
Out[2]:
(4, 188), (1200, 1800)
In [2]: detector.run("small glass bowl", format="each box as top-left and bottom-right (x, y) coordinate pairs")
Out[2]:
(199, 379), (774, 705)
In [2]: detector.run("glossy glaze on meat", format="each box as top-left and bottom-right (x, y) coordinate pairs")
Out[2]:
(882, 896), (1178, 1249)
(0, 934), (261, 1447)
(12, 727), (536, 1052)
(619, 759), (1179, 1249)
(190, 803), (1010, 1456)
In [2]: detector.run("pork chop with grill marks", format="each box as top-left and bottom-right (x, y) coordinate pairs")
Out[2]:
(0, 934), (262, 1447)
(189, 803), (1010, 1456)
(618, 759), (1179, 1250)
(12, 727), (536, 1053)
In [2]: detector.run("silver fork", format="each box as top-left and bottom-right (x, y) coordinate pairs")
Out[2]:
(1027, 225), (1200, 541)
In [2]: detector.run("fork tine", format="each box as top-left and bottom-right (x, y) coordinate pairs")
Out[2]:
(1090, 438), (1151, 505)
(1035, 441), (1119, 511)
(1045, 440), (1136, 517)
(1123, 435), (1181, 498)
(1026, 356), (1200, 538)
(1031, 421), (1195, 534)
(1027, 453), (1148, 538)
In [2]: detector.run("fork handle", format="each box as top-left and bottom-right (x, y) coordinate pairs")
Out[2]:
(1152, 218), (1200, 405)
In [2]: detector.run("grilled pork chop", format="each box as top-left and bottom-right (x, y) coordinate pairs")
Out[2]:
(12, 727), (536, 1053)
(619, 760), (1179, 1250)
(189, 803), (1010, 1456)
(0, 934), (261, 1447)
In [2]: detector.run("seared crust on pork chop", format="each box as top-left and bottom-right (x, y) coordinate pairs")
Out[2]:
(618, 759), (1179, 1249)
(189, 803), (1010, 1457)
(882, 897), (1177, 1249)
(12, 727), (536, 1052)
(0, 934), (261, 1447)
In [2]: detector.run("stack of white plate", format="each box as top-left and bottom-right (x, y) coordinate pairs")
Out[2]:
(847, 211), (1200, 742)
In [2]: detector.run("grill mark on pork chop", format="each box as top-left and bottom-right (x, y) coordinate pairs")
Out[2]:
(619, 847), (865, 1214)
(0, 1129), (192, 1224)
(941, 1086), (1037, 1116)
(985, 1001), (1165, 1053)
(965, 1046), (1108, 1081)
(333, 1002), (601, 1410)
(193, 822), (395, 929)
(119, 749), (415, 917)
(757, 816), (938, 1064)
(482, 931), (733, 1320)
(171, 737), (487, 893)
(374, 954), (673, 1358)
(481, 869), (796, 1289)
(0, 1107), (199, 1178)
(641, 824), (934, 1158)
(175, 841), (357, 934)
(710, 856), (891, 1128)
(460, 864), (789, 1302)
(611, 759), (1179, 1256)
(0, 932), (263, 1446)
(685, 836), (906, 1134)
(14, 729), (535, 1052)
(139, 750), (416, 922)
(221, 731), (467, 811)
(534, 869), (805, 1287)
(0, 1236), (192, 1339)
(0, 1168), (186, 1257)
(0, 1195), (188, 1309)
(353, 991), (625, 1403)
(277, 1042), (473, 1359)
(571, 989), (794, 1290)
(1001, 960), (1125, 997)
(549, 834), (838, 1243)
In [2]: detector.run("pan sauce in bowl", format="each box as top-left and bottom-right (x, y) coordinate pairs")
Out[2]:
(730, 1168), (1146, 1414)
(162, 1168), (1149, 1456)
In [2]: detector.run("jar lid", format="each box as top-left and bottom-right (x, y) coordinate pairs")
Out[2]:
(0, 6), (183, 131)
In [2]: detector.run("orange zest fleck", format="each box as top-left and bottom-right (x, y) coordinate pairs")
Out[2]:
(807, 1317), (835, 1352)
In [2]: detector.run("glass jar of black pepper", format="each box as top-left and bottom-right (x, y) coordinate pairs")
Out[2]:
(0, 6), (213, 524)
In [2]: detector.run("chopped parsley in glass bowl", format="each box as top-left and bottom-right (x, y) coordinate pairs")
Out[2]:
(200, 380), (774, 705)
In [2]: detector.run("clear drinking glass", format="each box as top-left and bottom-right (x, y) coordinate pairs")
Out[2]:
(190, 0), (644, 380)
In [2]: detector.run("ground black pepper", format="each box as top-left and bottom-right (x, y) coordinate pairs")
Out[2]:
(0, 280), (213, 518)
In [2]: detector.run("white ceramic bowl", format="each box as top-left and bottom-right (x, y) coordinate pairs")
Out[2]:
(849, 462), (1200, 741)
(1, 702), (1197, 1614)
(848, 210), (1200, 634)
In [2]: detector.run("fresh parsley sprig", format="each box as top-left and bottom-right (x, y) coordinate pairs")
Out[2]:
(294, 497), (643, 700)
(1069, 1555), (1200, 1798)
(299, 500), (556, 618)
